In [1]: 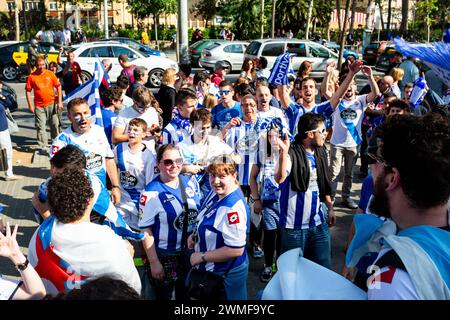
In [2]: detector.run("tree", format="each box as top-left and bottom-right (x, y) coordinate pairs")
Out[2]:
(400, 0), (409, 32)
(386, 0), (392, 31)
(191, 0), (218, 26)
(128, 0), (176, 48)
(218, 0), (262, 39)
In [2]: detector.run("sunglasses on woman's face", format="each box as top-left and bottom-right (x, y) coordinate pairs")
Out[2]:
(161, 158), (183, 167)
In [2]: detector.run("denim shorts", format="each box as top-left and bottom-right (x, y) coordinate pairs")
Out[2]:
(261, 200), (280, 231)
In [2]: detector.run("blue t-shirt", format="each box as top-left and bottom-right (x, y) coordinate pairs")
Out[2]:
(101, 108), (117, 147)
(211, 101), (242, 130)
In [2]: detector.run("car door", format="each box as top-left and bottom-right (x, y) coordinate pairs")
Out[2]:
(223, 44), (246, 70)
(77, 46), (112, 78)
(111, 46), (141, 81)
(305, 43), (336, 77)
(260, 42), (285, 70)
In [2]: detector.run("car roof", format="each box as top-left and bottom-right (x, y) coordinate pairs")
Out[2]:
(71, 41), (123, 48)
(249, 38), (316, 44)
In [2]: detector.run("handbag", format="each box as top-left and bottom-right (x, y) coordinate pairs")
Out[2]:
(187, 257), (237, 301)
(5, 108), (18, 134)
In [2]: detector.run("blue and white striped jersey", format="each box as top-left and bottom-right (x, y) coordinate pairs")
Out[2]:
(255, 133), (280, 203)
(114, 143), (157, 230)
(224, 119), (263, 186)
(194, 186), (249, 272)
(279, 152), (325, 230)
(50, 124), (114, 185)
(138, 174), (201, 251)
(284, 101), (334, 136)
(162, 119), (192, 145)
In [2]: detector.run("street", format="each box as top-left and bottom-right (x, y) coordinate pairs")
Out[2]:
(0, 72), (367, 299)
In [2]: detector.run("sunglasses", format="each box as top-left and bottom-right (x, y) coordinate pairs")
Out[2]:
(219, 90), (231, 96)
(161, 158), (183, 167)
(306, 128), (327, 135)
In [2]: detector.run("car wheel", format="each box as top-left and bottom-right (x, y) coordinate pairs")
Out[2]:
(148, 68), (164, 88)
(80, 70), (92, 83)
(223, 61), (232, 72)
(2, 64), (18, 81)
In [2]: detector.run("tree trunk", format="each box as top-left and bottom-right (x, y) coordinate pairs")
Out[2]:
(366, 0), (372, 29)
(338, 0), (351, 67)
(271, 0), (276, 38)
(22, 0), (28, 39)
(14, 0), (20, 40)
(378, 2), (384, 30)
(387, 0), (392, 31)
(349, 0), (356, 35)
(154, 15), (159, 50)
(400, 0), (408, 31)
(63, 0), (66, 26)
(305, 0), (314, 40)
(336, 0), (342, 32)
(260, 0), (264, 38)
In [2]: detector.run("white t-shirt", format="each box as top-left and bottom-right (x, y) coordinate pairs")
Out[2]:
(330, 94), (368, 148)
(50, 124), (114, 184)
(114, 106), (159, 132)
(0, 276), (20, 300)
(28, 219), (141, 296)
(122, 95), (134, 109)
(257, 106), (289, 129)
(178, 135), (234, 166)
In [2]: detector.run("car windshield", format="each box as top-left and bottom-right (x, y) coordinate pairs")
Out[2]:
(245, 41), (262, 56)
(205, 43), (221, 51)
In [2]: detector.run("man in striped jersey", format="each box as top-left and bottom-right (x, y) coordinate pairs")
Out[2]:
(275, 113), (336, 269)
(162, 89), (197, 145)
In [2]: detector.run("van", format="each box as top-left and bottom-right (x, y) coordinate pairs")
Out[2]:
(244, 38), (338, 79)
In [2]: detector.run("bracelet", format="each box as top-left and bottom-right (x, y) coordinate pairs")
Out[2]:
(111, 185), (120, 189)
(250, 196), (260, 202)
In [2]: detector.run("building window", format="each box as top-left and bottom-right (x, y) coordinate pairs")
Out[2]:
(25, 1), (40, 10)
(49, 2), (58, 10)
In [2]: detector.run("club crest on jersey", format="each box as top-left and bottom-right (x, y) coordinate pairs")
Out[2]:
(120, 171), (138, 188)
(139, 194), (148, 206)
(185, 187), (195, 197)
(340, 109), (358, 123)
(86, 152), (103, 170)
(227, 211), (240, 225)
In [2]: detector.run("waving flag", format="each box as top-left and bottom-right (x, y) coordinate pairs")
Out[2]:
(268, 52), (296, 86)
(63, 59), (104, 127)
(394, 38), (450, 87)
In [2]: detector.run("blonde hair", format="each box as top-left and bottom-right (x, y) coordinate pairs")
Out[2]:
(202, 94), (218, 110)
(162, 68), (177, 85)
(236, 77), (249, 85)
(207, 155), (237, 177)
(390, 67), (405, 82)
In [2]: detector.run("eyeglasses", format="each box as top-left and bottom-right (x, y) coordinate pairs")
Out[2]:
(241, 103), (256, 108)
(219, 90), (231, 96)
(161, 158), (183, 167)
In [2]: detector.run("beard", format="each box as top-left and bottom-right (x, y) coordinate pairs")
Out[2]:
(368, 173), (392, 219)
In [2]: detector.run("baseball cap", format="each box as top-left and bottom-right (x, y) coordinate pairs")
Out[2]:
(215, 60), (229, 70)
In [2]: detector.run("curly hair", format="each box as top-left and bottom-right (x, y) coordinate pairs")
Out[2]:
(47, 169), (94, 223)
(50, 145), (86, 170)
(376, 114), (450, 208)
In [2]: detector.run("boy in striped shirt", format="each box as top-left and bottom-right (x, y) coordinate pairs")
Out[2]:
(275, 113), (336, 269)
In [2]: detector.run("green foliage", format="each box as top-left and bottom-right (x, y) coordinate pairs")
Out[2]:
(127, 0), (177, 21)
(191, 0), (218, 24)
(218, 0), (263, 40)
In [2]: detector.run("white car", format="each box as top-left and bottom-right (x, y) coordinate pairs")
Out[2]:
(70, 41), (178, 87)
(244, 39), (338, 79)
(199, 41), (249, 72)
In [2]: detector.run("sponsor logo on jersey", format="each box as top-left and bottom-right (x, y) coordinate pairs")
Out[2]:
(51, 145), (60, 155)
(139, 194), (148, 206)
(340, 109), (358, 123)
(173, 209), (198, 232)
(227, 211), (240, 225)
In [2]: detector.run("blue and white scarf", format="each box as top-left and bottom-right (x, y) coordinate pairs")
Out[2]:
(172, 110), (193, 135)
(268, 53), (296, 86)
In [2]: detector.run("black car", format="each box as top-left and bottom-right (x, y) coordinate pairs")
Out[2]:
(1, 82), (18, 111)
(374, 46), (398, 73)
(0, 41), (67, 81)
(363, 41), (392, 65)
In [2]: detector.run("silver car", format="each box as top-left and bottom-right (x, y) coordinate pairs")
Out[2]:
(199, 40), (250, 72)
(244, 39), (338, 78)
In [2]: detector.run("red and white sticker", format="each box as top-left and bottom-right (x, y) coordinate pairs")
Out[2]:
(227, 212), (240, 225)
(139, 194), (148, 206)
(51, 145), (60, 155)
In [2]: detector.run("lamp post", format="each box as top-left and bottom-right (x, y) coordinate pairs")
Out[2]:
(104, 0), (109, 39)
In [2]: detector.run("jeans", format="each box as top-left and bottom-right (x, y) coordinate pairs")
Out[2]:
(329, 144), (358, 199)
(218, 256), (249, 300)
(280, 223), (332, 270)
(34, 104), (60, 149)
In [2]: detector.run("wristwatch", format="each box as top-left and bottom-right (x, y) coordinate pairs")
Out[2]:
(15, 258), (29, 272)
(201, 252), (207, 263)
(111, 185), (120, 189)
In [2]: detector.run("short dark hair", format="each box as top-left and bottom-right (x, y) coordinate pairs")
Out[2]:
(67, 98), (88, 112)
(193, 71), (210, 85)
(156, 144), (180, 163)
(376, 114), (450, 208)
(102, 86), (123, 107)
(386, 99), (411, 114)
(178, 63), (192, 77)
(116, 75), (130, 89)
(128, 117), (148, 132)
(176, 88), (197, 105)
(259, 57), (268, 69)
(256, 77), (269, 87)
(300, 77), (318, 89)
(133, 66), (148, 81)
(219, 80), (233, 89)
(47, 169), (94, 223)
(118, 54), (128, 63)
(297, 112), (325, 140)
(50, 145), (86, 170)
(53, 276), (141, 300)
(190, 108), (212, 125)
(234, 83), (254, 97)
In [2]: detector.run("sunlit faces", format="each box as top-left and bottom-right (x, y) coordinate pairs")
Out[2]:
(209, 171), (237, 198)
(219, 86), (234, 104)
(193, 120), (212, 140)
(36, 59), (46, 73)
(240, 97), (257, 121)
(345, 80), (357, 99)
(157, 149), (183, 181)
(306, 122), (327, 147)
(68, 102), (92, 134)
(301, 79), (318, 104)
(127, 124), (146, 143)
(256, 86), (272, 108)
(178, 97), (197, 118)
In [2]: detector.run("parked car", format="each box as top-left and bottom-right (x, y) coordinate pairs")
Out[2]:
(0, 41), (67, 81)
(374, 46), (399, 72)
(362, 41), (393, 65)
(244, 38), (338, 79)
(189, 39), (224, 67)
(70, 42), (178, 87)
(324, 41), (360, 59)
(199, 41), (249, 72)
(99, 37), (167, 57)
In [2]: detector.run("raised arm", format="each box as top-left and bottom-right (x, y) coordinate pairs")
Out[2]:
(361, 66), (380, 103)
(329, 60), (363, 109)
